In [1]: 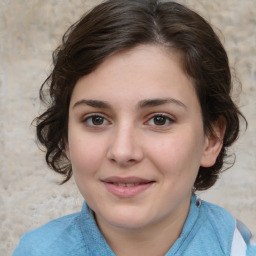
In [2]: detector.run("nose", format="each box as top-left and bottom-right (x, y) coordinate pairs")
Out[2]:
(107, 124), (144, 166)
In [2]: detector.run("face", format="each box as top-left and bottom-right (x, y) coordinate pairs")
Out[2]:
(67, 45), (219, 232)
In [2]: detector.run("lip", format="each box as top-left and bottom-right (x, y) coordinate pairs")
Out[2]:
(102, 176), (155, 198)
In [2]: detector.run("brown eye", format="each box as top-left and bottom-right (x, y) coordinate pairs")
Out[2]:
(92, 116), (104, 125)
(83, 115), (109, 127)
(147, 114), (174, 127)
(153, 116), (167, 126)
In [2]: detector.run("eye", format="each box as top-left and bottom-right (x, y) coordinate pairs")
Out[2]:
(153, 116), (167, 126)
(147, 114), (174, 127)
(83, 114), (110, 127)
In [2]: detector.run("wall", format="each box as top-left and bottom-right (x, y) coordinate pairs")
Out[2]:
(0, 0), (255, 255)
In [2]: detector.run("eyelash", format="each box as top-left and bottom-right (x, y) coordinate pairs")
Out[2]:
(146, 113), (175, 127)
(82, 114), (111, 127)
(82, 113), (175, 128)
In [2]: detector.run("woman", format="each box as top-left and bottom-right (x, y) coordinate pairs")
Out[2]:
(13, 0), (255, 255)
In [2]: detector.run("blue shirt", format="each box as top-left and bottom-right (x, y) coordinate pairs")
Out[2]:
(13, 195), (256, 255)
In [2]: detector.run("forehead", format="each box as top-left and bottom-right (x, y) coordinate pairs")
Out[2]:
(70, 44), (198, 109)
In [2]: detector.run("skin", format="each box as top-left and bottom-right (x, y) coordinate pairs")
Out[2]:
(66, 45), (224, 256)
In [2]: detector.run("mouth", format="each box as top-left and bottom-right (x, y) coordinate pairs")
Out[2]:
(101, 176), (155, 198)
(111, 183), (141, 187)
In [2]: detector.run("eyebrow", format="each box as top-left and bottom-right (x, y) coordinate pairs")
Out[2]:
(72, 98), (187, 110)
(138, 98), (187, 110)
(72, 99), (112, 110)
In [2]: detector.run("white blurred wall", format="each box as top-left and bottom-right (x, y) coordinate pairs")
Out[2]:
(0, 1), (255, 255)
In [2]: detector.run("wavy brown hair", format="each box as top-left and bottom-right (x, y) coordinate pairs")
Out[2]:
(36, 0), (247, 190)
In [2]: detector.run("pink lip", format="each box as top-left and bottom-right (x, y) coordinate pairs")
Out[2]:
(102, 176), (155, 198)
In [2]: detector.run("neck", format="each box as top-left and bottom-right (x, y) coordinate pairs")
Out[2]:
(95, 196), (191, 256)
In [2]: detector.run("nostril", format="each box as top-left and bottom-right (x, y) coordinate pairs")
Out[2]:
(109, 157), (136, 165)
(128, 159), (136, 163)
(106, 140), (144, 165)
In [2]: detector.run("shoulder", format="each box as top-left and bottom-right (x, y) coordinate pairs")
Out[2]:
(200, 199), (236, 232)
(12, 212), (86, 256)
(180, 197), (236, 255)
(230, 220), (256, 256)
(199, 199), (256, 256)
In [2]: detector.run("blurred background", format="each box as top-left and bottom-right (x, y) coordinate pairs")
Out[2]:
(0, 0), (255, 255)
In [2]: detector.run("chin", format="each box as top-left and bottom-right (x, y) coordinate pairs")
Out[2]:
(100, 209), (152, 230)
(110, 218), (150, 230)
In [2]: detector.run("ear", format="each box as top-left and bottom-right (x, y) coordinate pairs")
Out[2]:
(200, 118), (226, 167)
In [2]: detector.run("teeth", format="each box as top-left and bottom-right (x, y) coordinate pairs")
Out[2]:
(115, 183), (139, 187)
(117, 183), (126, 187)
(126, 183), (138, 187)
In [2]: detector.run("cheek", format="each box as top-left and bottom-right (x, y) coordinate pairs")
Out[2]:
(68, 134), (106, 178)
(148, 132), (203, 176)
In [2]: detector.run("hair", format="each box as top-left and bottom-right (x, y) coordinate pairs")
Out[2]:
(36, 0), (247, 190)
